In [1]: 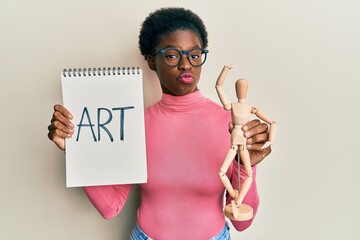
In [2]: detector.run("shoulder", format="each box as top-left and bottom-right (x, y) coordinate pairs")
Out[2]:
(144, 101), (160, 114)
(206, 98), (224, 109)
(205, 98), (229, 113)
(201, 98), (231, 122)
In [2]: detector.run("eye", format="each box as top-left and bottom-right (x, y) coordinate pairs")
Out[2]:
(164, 49), (180, 60)
(191, 54), (200, 59)
(165, 54), (178, 59)
(190, 50), (202, 60)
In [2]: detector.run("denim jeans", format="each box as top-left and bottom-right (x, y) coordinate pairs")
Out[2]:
(130, 222), (231, 240)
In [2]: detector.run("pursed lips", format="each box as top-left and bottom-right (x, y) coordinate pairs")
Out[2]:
(177, 73), (194, 84)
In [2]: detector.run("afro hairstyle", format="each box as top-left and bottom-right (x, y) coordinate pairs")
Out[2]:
(139, 7), (208, 60)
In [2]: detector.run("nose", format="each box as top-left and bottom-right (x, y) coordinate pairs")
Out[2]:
(178, 53), (192, 71)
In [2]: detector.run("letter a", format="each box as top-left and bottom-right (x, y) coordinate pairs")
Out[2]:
(76, 107), (97, 142)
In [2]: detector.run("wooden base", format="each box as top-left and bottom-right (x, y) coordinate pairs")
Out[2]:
(224, 203), (253, 221)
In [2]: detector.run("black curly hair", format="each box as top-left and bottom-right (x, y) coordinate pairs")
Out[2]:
(139, 7), (208, 60)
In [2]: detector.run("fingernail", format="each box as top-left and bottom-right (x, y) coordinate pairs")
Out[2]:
(247, 144), (252, 149)
(247, 138), (253, 143)
(245, 131), (251, 137)
(243, 125), (248, 131)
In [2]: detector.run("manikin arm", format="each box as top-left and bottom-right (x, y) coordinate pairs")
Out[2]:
(216, 65), (236, 110)
(251, 107), (277, 149)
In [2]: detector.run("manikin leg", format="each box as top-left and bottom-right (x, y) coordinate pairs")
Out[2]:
(235, 146), (253, 206)
(219, 146), (238, 198)
(222, 145), (254, 221)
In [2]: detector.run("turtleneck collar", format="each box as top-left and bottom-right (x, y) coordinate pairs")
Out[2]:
(157, 90), (209, 112)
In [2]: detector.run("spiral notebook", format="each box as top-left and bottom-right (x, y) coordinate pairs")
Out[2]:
(61, 67), (147, 187)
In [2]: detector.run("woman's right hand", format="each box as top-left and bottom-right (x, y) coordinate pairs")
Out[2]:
(47, 104), (74, 151)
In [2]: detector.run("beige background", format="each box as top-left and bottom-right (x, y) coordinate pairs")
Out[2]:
(1, 0), (359, 239)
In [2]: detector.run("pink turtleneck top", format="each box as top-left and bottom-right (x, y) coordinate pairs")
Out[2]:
(83, 91), (259, 239)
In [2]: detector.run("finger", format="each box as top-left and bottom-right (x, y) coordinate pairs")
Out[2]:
(48, 120), (74, 135)
(247, 142), (269, 150)
(243, 119), (261, 131)
(228, 122), (234, 133)
(51, 110), (74, 129)
(54, 104), (73, 119)
(48, 128), (73, 141)
(47, 130), (67, 151)
(244, 122), (268, 138)
(247, 132), (269, 144)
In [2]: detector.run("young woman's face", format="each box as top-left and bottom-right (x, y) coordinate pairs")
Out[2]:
(148, 29), (204, 96)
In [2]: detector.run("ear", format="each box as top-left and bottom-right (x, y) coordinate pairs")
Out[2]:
(147, 55), (157, 71)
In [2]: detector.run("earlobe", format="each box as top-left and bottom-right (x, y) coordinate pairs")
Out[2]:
(147, 55), (157, 71)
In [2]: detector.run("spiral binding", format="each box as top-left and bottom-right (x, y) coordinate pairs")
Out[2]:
(62, 67), (141, 77)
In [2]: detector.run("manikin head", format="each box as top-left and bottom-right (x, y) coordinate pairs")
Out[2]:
(235, 79), (248, 102)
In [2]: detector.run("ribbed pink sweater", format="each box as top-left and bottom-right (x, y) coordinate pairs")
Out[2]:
(83, 91), (259, 239)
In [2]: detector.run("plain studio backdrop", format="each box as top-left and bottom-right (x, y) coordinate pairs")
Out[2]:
(1, 0), (359, 239)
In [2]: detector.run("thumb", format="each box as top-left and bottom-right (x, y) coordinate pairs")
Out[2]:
(53, 137), (66, 151)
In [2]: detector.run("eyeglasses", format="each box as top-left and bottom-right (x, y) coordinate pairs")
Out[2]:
(151, 47), (209, 67)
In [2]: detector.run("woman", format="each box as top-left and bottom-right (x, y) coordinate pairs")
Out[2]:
(48, 7), (271, 239)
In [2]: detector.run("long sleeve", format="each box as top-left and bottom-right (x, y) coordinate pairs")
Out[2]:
(227, 160), (259, 231)
(83, 184), (132, 220)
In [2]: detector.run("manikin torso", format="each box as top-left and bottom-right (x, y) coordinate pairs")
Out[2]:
(231, 102), (251, 125)
(230, 101), (251, 146)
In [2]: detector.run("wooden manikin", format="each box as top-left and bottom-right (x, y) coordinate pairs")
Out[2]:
(216, 65), (276, 221)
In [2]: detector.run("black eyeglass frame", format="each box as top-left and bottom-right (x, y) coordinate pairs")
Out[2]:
(151, 47), (209, 67)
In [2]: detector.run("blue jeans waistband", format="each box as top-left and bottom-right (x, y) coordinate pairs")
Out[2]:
(130, 222), (231, 240)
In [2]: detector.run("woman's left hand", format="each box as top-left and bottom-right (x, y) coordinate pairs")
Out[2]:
(243, 119), (272, 166)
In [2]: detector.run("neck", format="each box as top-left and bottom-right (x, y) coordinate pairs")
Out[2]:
(158, 90), (208, 112)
